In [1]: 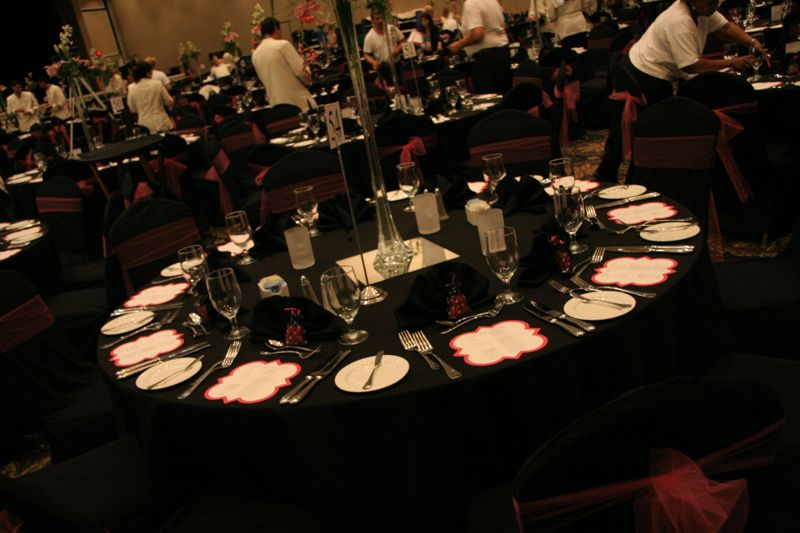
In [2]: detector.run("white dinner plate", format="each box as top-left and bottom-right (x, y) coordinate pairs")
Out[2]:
(6, 175), (32, 185)
(386, 189), (409, 202)
(9, 232), (43, 246)
(4, 226), (43, 242)
(471, 102), (496, 111)
(639, 222), (701, 242)
(288, 127), (306, 135)
(101, 310), (155, 335)
(135, 357), (203, 390)
(271, 137), (290, 145)
(160, 262), (183, 277)
(292, 139), (317, 148)
(597, 184), (647, 200)
(6, 219), (37, 231)
(564, 291), (636, 320)
(472, 93), (499, 101)
(335, 354), (409, 393)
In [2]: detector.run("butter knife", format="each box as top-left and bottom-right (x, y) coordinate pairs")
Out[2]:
(110, 303), (184, 316)
(605, 245), (695, 254)
(280, 350), (351, 405)
(362, 350), (384, 390)
(529, 300), (595, 332)
(594, 191), (661, 209)
(523, 305), (585, 337)
(116, 341), (212, 379)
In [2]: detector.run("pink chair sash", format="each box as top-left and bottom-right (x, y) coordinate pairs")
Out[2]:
(712, 102), (757, 204)
(514, 419), (783, 533)
(469, 136), (551, 166)
(0, 295), (55, 353)
(378, 134), (437, 164)
(609, 90), (647, 160)
(260, 173), (346, 221)
(36, 197), (81, 214)
(205, 150), (234, 215)
(249, 164), (271, 187)
(112, 217), (200, 294)
(554, 80), (580, 149)
(189, 102), (204, 118)
(148, 156), (187, 199)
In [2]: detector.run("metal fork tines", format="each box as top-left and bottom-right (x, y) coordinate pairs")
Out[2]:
(570, 275), (656, 299)
(572, 246), (605, 277)
(177, 340), (241, 400)
(437, 301), (505, 334)
(548, 279), (631, 309)
(99, 308), (181, 349)
(410, 331), (462, 380)
(584, 205), (619, 233)
(398, 330), (440, 371)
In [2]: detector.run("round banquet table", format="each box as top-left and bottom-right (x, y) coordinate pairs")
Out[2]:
(0, 221), (64, 295)
(98, 191), (727, 532)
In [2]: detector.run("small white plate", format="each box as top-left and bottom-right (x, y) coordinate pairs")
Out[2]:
(6, 219), (37, 231)
(9, 232), (43, 245)
(271, 137), (290, 145)
(292, 139), (316, 148)
(6, 175), (32, 185)
(160, 262), (183, 277)
(598, 184), (647, 200)
(4, 226), (43, 242)
(639, 222), (701, 242)
(288, 127), (306, 135)
(387, 189), (410, 202)
(335, 354), (409, 393)
(564, 291), (636, 320)
(135, 357), (203, 390)
(101, 311), (155, 335)
(471, 102), (496, 111)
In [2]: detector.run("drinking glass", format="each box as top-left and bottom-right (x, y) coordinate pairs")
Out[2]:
(749, 43), (763, 81)
(178, 244), (209, 288)
(729, 7), (742, 25)
(548, 157), (576, 190)
(224, 210), (256, 265)
(206, 268), (250, 340)
(553, 186), (588, 254)
(429, 80), (441, 101)
(397, 161), (422, 212)
(446, 86), (459, 114)
(294, 185), (321, 236)
(320, 265), (368, 345)
(455, 79), (471, 110)
(308, 110), (321, 138)
(481, 153), (506, 205)
(484, 226), (523, 305)
(723, 43), (738, 61)
(33, 152), (47, 173)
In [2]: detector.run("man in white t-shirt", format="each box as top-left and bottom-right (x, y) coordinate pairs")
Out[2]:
(595, 0), (764, 180)
(145, 56), (172, 90)
(6, 81), (40, 132)
(127, 61), (174, 133)
(38, 78), (70, 121)
(448, 0), (511, 93)
(363, 10), (404, 71)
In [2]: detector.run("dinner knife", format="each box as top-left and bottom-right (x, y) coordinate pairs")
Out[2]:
(529, 300), (595, 333)
(604, 245), (695, 254)
(110, 303), (184, 316)
(523, 305), (585, 337)
(116, 341), (212, 379)
(594, 191), (661, 209)
(280, 350), (351, 405)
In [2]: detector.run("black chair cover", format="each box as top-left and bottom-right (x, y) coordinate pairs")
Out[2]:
(467, 109), (553, 177)
(376, 112), (438, 189)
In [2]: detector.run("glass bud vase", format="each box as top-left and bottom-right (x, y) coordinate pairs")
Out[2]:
(331, 0), (412, 277)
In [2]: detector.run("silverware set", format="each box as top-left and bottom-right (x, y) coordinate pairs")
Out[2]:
(109, 303), (184, 317)
(115, 342), (212, 379)
(547, 279), (632, 309)
(436, 300), (505, 334)
(593, 191), (660, 209)
(585, 204), (696, 236)
(280, 350), (352, 405)
(398, 330), (461, 380)
(100, 308), (182, 349)
(178, 340), (242, 400)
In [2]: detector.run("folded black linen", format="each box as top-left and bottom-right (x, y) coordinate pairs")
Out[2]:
(316, 191), (374, 231)
(494, 174), (548, 216)
(248, 296), (341, 342)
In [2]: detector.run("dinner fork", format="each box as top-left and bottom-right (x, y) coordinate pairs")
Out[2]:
(177, 340), (241, 400)
(570, 275), (656, 299)
(398, 330), (440, 370)
(572, 246), (606, 277)
(437, 300), (505, 334)
(547, 279), (632, 309)
(410, 331), (462, 380)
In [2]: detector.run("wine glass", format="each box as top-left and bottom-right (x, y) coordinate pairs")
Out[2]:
(307, 110), (321, 138)
(481, 153), (506, 205)
(548, 157), (576, 190)
(446, 86), (459, 114)
(553, 186), (588, 254)
(429, 80), (441, 101)
(224, 210), (256, 265)
(749, 42), (763, 81)
(206, 268), (250, 340)
(294, 185), (321, 236)
(397, 161), (422, 212)
(729, 7), (742, 25)
(320, 265), (368, 345)
(723, 43), (738, 62)
(455, 79), (471, 110)
(33, 152), (47, 173)
(178, 244), (208, 289)
(484, 226), (523, 305)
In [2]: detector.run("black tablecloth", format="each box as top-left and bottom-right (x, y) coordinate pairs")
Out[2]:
(99, 192), (726, 532)
(78, 135), (164, 163)
(0, 223), (64, 295)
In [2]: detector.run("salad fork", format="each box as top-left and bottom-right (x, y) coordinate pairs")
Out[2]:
(570, 275), (656, 299)
(547, 279), (631, 309)
(177, 340), (241, 400)
(398, 330), (440, 370)
(436, 301), (505, 334)
(410, 331), (461, 380)
(571, 246), (605, 277)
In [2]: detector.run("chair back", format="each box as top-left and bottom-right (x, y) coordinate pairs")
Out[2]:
(467, 110), (552, 177)
(258, 104), (302, 137)
(513, 60), (547, 88)
(36, 176), (86, 257)
(502, 83), (545, 114)
(376, 113), (438, 189)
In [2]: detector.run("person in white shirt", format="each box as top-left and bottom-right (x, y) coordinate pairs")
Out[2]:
(595, 0), (763, 180)
(363, 10), (405, 71)
(448, 0), (511, 93)
(441, 5), (461, 33)
(408, 12), (442, 54)
(145, 56), (172, 90)
(126, 61), (174, 133)
(209, 56), (232, 81)
(530, 0), (595, 48)
(252, 17), (316, 111)
(38, 78), (71, 121)
(6, 81), (40, 132)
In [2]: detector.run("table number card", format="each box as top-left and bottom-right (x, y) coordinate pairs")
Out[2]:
(591, 256), (678, 287)
(607, 202), (678, 226)
(323, 102), (346, 149)
(401, 41), (417, 60)
(110, 96), (124, 114)
(110, 329), (185, 367)
(123, 282), (190, 308)
(450, 320), (548, 366)
(205, 360), (301, 404)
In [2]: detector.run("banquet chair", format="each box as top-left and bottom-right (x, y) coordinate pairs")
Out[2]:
(376, 112), (439, 190)
(340, 85), (389, 115)
(539, 48), (585, 147)
(467, 110), (553, 178)
(467, 376), (792, 533)
(501, 83), (546, 116)
(106, 198), (200, 304)
(400, 61), (430, 99)
(0, 269), (118, 462)
(430, 68), (469, 90)
(258, 103), (302, 138)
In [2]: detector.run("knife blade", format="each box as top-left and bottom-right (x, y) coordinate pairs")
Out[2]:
(523, 305), (585, 337)
(529, 300), (595, 332)
(279, 349), (347, 404)
(116, 341), (212, 379)
(605, 245), (695, 254)
(110, 303), (184, 316)
(594, 191), (661, 209)
(282, 350), (352, 405)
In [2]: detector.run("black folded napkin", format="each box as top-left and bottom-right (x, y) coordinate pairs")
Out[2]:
(518, 217), (578, 287)
(206, 250), (252, 283)
(249, 218), (289, 259)
(494, 175), (548, 216)
(316, 191), (374, 231)
(439, 173), (476, 209)
(248, 296), (341, 343)
(395, 261), (493, 330)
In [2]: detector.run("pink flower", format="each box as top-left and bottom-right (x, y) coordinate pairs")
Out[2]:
(251, 26), (261, 35)
(45, 63), (61, 77)
(95, 49), (103, 57)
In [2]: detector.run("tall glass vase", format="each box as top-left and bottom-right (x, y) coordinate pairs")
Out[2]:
(332, 0), (412, 278)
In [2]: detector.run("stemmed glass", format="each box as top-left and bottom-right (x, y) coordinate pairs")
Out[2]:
(320, 265), (368, 345)
(307, 110), (321, 139)
(484, 226), (523, 305)
(224, 210), (256, 265)
(178, 244), (209, 292)
(749, 42), (763, 81)
(548, 157), (576, 190)
(33, 152), (47, 174)
(206, 267), (250, 340)
(294, 185), (321, 236)
(553, 186), (588, 254)
(429, 80), (441, 101)
(397, 161), (422, 212)
(481, 153), (506, 205)
(446, 86), (459, 114)
(729, 7), (742, 26)
(456, 79), (471, 110)
(723, 43), (738, 63)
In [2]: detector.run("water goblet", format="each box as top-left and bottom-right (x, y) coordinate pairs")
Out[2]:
(294, 185), (321, 236)
(548, 157), (576, 190)
(224, 210), (256, 265)
(481, 153), (506, 205)
(206, 268), (250, 340)
(178, 244), (208, 288)
(320, 265), (368, 345)
(455, 79), (471, 110)
(749, 42), (763, 81)
(33, 152), (47, 173)
(484, 226), (523, 305)
(397, 161), (422, 212)
(553, 186), (588, 254)
(429, 80), (441, 101)
(446, 86), (459, 114)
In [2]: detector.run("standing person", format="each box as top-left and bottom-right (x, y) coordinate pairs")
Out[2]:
(38, 78), (70, 121)
(595, 0), (762, 180)
(209, 56), (232, 81)
(252, 17), (317, 111)
(6, 81), (40, 132)
(126, 61), (174, 133)
(409, 12), (443, 54)
(363, 10), (405, 72)
(530, 0), (595, 48)
(144, 56), (172, 90)
(447, 0), (511, 94)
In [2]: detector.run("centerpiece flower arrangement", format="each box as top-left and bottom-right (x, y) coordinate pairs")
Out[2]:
(178, 41), (201, 72)
(221, 22), (241, 56)
(45, 25), (91, 83)
(89, 48), (116, 85)
(251, 3), (266, 49)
